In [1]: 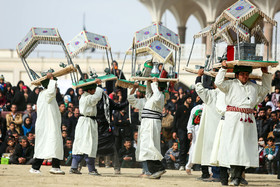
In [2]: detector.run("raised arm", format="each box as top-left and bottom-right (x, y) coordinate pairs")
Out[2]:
(257, 67), (272, 100)
(195, 69), (214, 105)
(214, 61), (230, 93)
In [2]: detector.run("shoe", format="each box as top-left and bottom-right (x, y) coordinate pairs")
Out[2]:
(42, 160), (47, 165)
(89, 170), (101, 176)
(49, 168), (65, 175)
(105, 166), (110, 168)
(78, 163), (82, 172)
(179, 166), (185, 171)
(203, 177), (221, 182)
(47, 161), (52, 166)
(221, 181), (228, 186)
(29, 168), (41, 174)
(240, 178), (248, 186)
(186, 169), (192, 175)
(114, 169), (121, 175)
(229, 178), (240, 186)
(149, 170), (166, 179)
(69, 168), (82, 174)
(139, 174), (151, 178)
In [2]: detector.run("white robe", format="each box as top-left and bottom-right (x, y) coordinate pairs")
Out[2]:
(133, 82), (165, 161)
(215, 68), (272, 167)
(185, 104), (203, 169)
(72, 87), (103, 158)
(210, 91), (228, 167)
(34, 80), (63, 160)
(192, 83), (223, 166)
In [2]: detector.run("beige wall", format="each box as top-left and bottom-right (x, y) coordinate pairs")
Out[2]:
(0, 49), (279, 91)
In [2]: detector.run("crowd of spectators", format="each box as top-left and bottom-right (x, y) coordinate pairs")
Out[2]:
(0, 70), (280, 175)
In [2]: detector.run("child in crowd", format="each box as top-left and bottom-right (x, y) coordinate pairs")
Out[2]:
(119, 138), (136, 168)
(62, 130), (68, 145)
(264, 137), (278, 174)
(5, 137), (15, 155)
(272, 87), (280, 108)
(164, 142), (180, 170)
(6, 122), (16, 136)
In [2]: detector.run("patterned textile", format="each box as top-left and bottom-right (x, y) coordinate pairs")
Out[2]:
(67, 30), (110, 58)
(16, 27), (62, 58)
(226, 105), (254, 114)
(134, 23), (180, 51)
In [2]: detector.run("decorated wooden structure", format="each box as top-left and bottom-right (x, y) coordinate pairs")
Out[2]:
(16, 27), (78, 86)
(118, 22), (181, 90)
(66, 30), (117, 88)
(186, 0), (278, 74)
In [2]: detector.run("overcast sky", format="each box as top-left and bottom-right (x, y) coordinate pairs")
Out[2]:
(0, 0), (279, 54)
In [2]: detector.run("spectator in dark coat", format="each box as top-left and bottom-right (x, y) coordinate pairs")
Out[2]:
(9, 136), (34, 164)
(256, 108), (269, 140)
(27, 87), (40, 105)
(67, 107), (80, 140)
(12, 80), (26, 111)
(119, 138), (136, 168)
(172, 96), (192, 170)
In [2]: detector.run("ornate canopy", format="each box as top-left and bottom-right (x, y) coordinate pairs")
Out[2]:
(66, 30), (111, 58)
(16, 27), (62, 58)
(133, 23), (180, 51)
(126, 40), (174, 65)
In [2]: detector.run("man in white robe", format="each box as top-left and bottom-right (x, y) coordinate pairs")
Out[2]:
(191, 69), (227, 183)
(30, 73), (64, 174)
(135, 78), (166, 179)
(127, 82), (150, 177)
(70, 79), (103, 175)
(215, 61), (272, 186)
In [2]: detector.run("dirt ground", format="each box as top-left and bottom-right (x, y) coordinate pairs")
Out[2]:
(0, 165), (280, 187)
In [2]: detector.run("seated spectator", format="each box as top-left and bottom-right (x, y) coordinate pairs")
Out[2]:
(22, 117), (34, 136)
(264, 137), (278, 174)
(22, 103), (33, 121)
(26, 132), (34, 146)
(6, 122), (16, 137)
(5, 137), (15, 155)
(63, 137), (73, 166)
(119, 138), (136, 168)
(164, 141), (180, 170)
(6, 104), (23, 134)
(12, 131), (19, 144)
(0, 136), (14, 156)
(10, 136), (34, 165)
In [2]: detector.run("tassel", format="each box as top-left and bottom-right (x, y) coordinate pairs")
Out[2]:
(245, 118), (247, 122)
(240, 118), (243, 121)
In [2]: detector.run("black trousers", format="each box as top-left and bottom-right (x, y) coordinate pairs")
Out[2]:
(201, 165), (210, 178)
(147, 160), (165, 174)
(230, 165), (245, 180)
(220, 167), (229, 183)
(32, 158), (61, 170)
(178, 129), (190, 166)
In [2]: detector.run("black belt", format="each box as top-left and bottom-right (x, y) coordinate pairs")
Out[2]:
(141, 108), (162, 120)
(80, 114), (97, 121)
